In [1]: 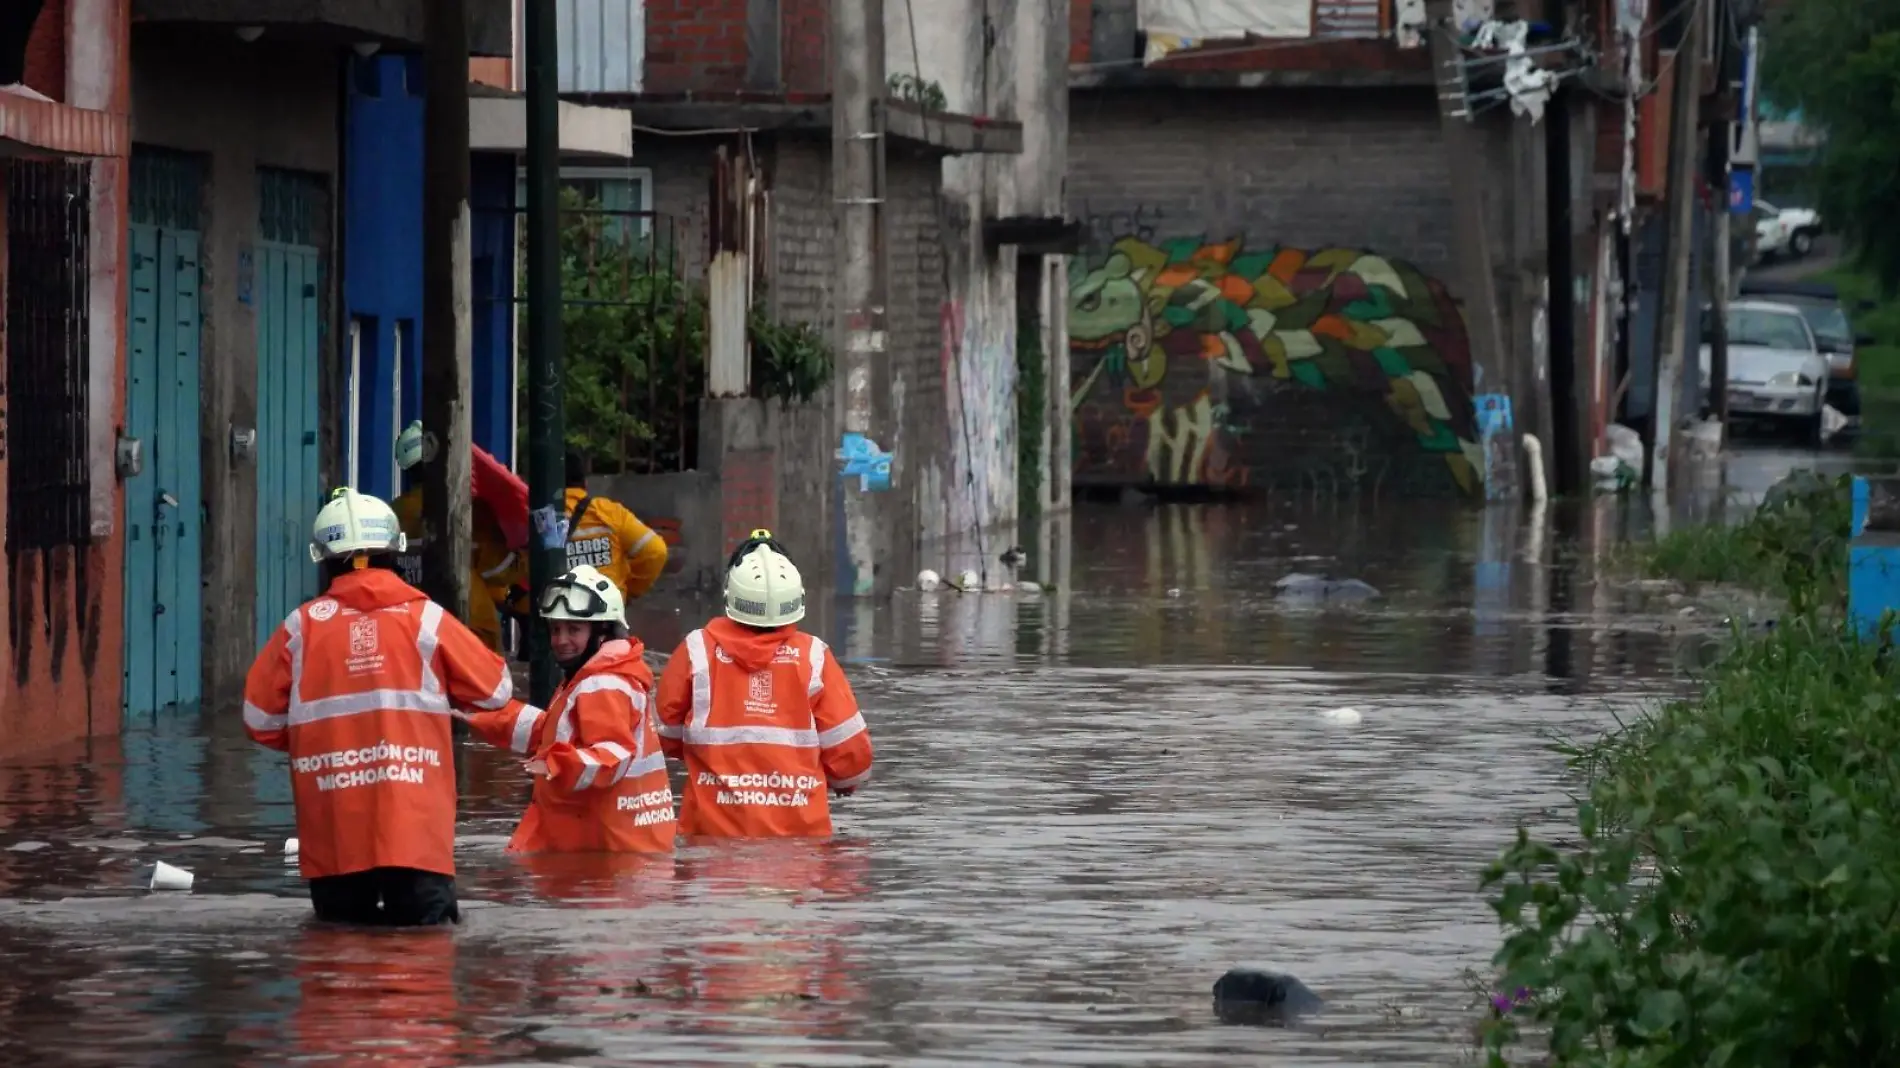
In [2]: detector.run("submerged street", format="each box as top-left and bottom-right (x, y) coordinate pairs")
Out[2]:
(0, 446), (1849, 1066)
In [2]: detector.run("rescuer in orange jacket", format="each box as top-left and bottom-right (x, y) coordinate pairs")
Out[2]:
(457, 564), (677, 853)
(654, 530), (873, 838)
(242, 487), (532, 926)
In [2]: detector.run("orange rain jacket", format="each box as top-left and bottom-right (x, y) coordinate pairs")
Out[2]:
(654, 617), (873, 838)
(242, 568), (529, 881)
(466, 637), (678, 853)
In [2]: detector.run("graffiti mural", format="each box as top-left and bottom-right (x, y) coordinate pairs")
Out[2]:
(1068, 236), (1484, 498)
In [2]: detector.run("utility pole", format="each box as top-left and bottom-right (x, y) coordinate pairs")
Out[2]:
(421, 0), (472, 622)
(833, 0), (889, 595)
(524, 0), (566, 704)
(1707, 113), (1731, 446)
(1426, 0), (1517, 503)
(1647, 1), (1703, 494)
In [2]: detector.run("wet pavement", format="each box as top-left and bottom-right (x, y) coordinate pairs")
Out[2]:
(0, 443), (1853, 1066)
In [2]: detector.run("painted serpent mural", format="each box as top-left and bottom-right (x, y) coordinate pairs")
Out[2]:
(1068, 237), (1484, 498)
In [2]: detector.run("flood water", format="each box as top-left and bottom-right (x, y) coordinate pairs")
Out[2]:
(0, 473), (1784, 1066)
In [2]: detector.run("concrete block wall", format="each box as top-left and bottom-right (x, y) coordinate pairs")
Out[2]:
(761, 136), (837, 589)
(1065, 87), (1489, 500)
(616, 133), (954, 593)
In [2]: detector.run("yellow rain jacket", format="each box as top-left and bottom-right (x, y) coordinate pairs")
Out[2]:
(562, 486), (668, 601)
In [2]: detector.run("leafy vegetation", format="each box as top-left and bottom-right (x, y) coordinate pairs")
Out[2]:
(887, 73), (948, 112)
(1479, 473), (1900, 1064)
(1638, 472), (1852, 614)
(1762, 1), (1900, 291)
(518, 187), (834, 473)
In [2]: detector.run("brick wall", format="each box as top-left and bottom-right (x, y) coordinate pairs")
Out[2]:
(782, 0), (828, 96)
(1066, 87), (1486, 499)
(644, 0), (748, 95)
(23, 0), (65, 102)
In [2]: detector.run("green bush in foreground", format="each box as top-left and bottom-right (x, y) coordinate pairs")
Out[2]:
(1479, 615), (1900, 1065)
(1642, 472), (1851, 614)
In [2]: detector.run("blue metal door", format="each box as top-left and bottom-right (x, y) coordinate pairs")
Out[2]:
(254, 170), (327, 647)
(124, 150), (205, 717)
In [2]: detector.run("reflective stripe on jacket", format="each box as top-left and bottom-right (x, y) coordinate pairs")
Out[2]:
(563, 487), (669, 600)
(241, 568), (527, 879)
(466, 638), (677, 854)
(654, 618), (874, 838)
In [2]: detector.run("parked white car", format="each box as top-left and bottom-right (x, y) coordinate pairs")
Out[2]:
(1754, 200), (1823, 261)
(1698, 299), (1830, 444)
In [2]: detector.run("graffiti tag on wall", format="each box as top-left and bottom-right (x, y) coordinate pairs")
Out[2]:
(1068, 236), (1484, 498)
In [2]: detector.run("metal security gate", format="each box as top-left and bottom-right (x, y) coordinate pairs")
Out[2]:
(124, 148), (207, 717)
(253, 169), (327, 646)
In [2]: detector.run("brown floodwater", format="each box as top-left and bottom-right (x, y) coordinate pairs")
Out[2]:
(0, 489), (1742, 1067)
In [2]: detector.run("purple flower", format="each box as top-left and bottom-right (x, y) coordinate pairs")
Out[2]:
(1491, 987), (1535, 1015)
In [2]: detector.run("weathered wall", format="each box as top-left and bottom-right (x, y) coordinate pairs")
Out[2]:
(129, 26), (341, 706)
(621, 132), (952, 591)
(1066, 87), (1485, 498)
(889, 0), (1070, 571)
(1, 0), (131, 754)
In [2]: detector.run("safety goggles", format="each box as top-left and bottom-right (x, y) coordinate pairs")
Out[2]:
(726, 528), (790, 572)
(538, 578), (612, 619)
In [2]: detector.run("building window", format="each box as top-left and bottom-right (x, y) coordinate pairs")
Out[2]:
(515, 165), (654, 244)
(5, 159), (94, 552)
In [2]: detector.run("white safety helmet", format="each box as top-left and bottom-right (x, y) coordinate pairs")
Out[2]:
(308, 487), (406, 562)
(725, 541), (805, 627)
(540, 564), (626, 627)
(395, 420), (427, 471)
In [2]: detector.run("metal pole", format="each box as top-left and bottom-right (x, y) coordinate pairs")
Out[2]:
(1708, 97), (1732, 447)
(524, 0), (566, 705)
(833, 0), (887, 596)
(422, 0), (472, 621)
(1647, 0), (1703, 494)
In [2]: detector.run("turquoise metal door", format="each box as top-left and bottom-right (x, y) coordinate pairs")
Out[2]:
(254, 170), (326, 647)
(123, 150), (205, 717)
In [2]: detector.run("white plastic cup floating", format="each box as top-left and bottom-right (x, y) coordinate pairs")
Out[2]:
(1321, 707), (1364, 726)
(283, 837), (300, 859)
(916, 569), (943, 592)
(149, 860), (194, 892)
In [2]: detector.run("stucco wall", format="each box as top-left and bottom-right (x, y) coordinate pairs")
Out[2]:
(129, 26), (342, 707)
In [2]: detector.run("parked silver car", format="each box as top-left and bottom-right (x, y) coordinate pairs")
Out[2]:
(1698, 300), (1830, 444)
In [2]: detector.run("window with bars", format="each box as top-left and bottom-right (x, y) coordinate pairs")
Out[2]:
(515, 166), (654, 244)
(5, 159), (94, 552)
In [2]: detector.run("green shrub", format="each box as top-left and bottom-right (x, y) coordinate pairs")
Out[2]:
(1480, 616), (1900, 1065)
(1641, 472), (1851, 614)
(518, 187), (834, 474)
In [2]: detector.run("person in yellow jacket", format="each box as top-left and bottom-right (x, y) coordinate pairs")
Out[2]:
(561, 450), (668, 602)
(390, 421), (527, 652)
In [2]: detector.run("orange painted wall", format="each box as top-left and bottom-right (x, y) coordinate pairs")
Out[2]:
(470, 56), (512, 89)
(0, 0), (129, 756)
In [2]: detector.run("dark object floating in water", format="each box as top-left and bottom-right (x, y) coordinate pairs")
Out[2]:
(1212, 968), (1323, 1026)
(1273, 573), (1381, 602)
